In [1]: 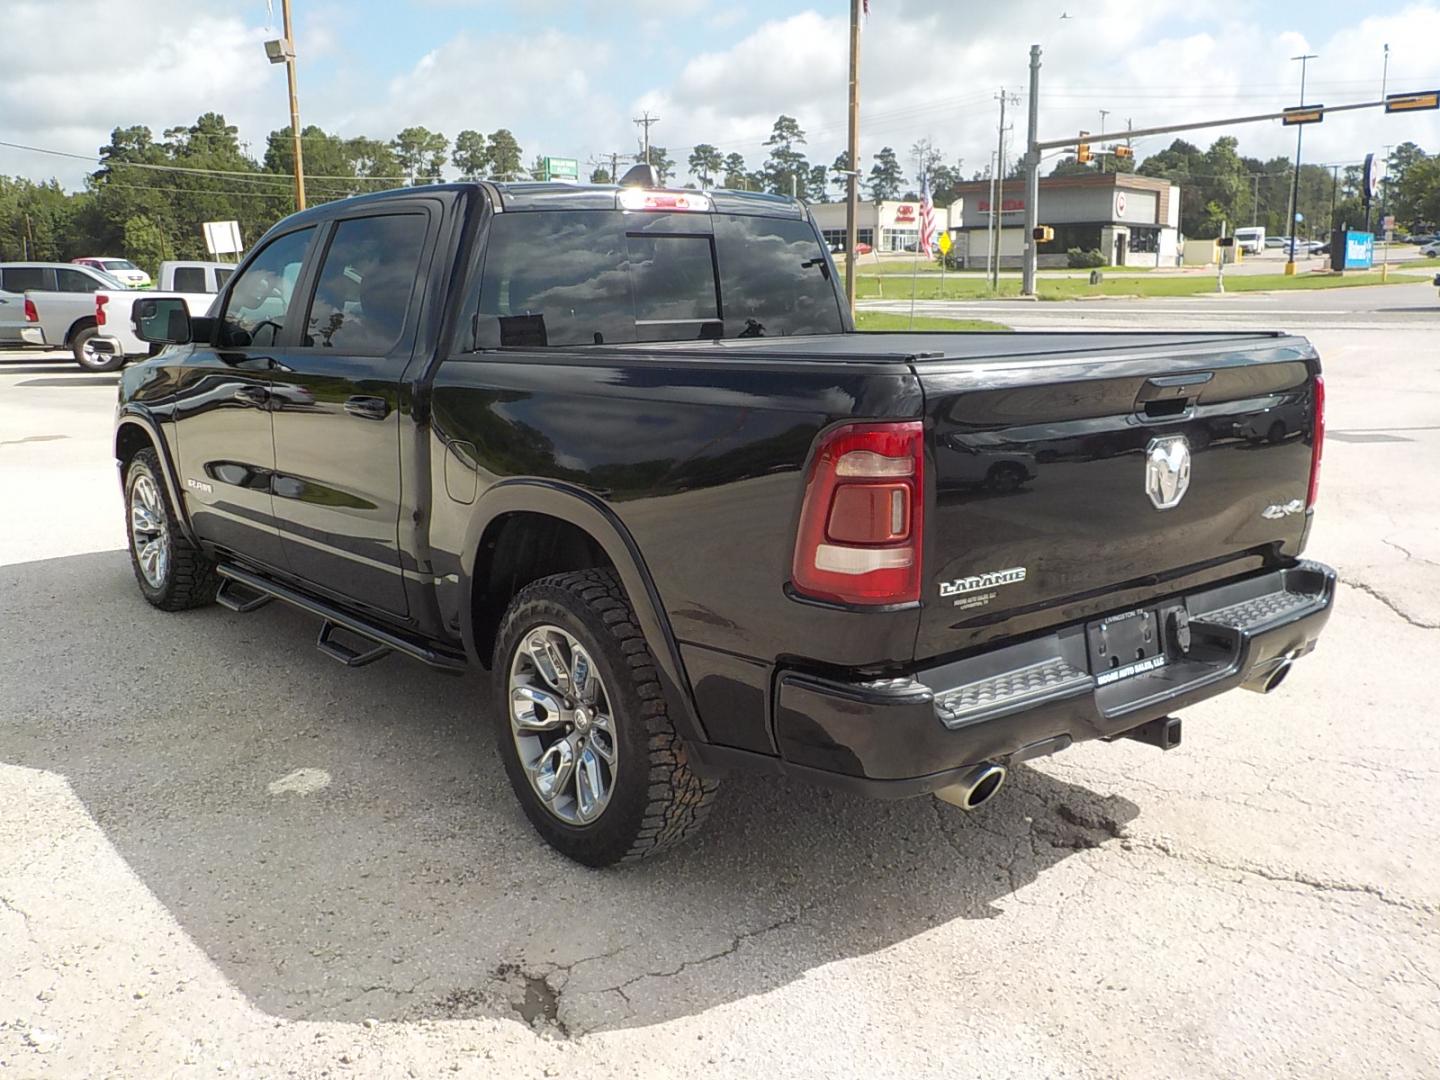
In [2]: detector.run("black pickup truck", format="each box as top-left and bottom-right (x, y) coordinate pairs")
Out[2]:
(117, 175), (1334, 865)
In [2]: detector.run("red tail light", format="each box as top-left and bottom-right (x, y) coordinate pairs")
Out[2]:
(1306, 373), (1325, 509)
(23, 298), (37, 322)
(791, 421), (925, 605)
(96, 293), (108, 326)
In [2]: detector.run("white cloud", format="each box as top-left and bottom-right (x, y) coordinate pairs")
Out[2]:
(0, 0), (286, 187)
(641, 1), (1440, 185)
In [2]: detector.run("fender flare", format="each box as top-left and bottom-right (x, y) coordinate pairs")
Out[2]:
(460, 479), (710, 747)
(114, 406), (198, 546)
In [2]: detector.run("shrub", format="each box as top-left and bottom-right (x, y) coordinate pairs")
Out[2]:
(1066, 247), (1106, 269)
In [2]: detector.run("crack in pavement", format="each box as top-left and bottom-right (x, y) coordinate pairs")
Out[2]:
(1382, 536), (1439, 568)
(1341, 579), (1439, 630)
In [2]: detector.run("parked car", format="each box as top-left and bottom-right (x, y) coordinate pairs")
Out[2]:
(73, 256), (151, 288)
(1, 261), (129, 365)
(116, 177), (1335, 866)
(1420, 240), (1440, 258)
(0, 265), (50, 347)
(1264, 235), (1289, 249)
(90, 262), (231, 367)
(156, 260), (236, 294)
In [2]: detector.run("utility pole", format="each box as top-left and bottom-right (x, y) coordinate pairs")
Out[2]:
(1252, 173), (1261, 227)
(844, 0), (861, 318)
(280, 0), (305, 209)
(1285, 53), (1317, 274)
(992, 88), (1017, 290)
(1098, 109), (1110, 173)
(1021, 44), (1042, 296)
(633, 111), (659, 166)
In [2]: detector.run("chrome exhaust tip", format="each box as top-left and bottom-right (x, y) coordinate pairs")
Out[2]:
(1242, 658), (1294, 694)
(934, 762), (1008, 811)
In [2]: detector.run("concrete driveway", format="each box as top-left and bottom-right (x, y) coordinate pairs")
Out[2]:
(1, 325), (1436, 1078)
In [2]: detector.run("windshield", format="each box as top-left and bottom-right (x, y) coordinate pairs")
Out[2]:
(470, 209), (844, 348)
(101, 260), (138, 271)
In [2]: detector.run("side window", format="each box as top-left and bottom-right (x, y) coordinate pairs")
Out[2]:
(303, 214), (428, 355)
(215, 267), (235, 289)
(714, 215), (845, 337)
(55, 268), (100, 293)
(219, 227), (314, 348)
(474, 211), (636, 348)
(172, 266), (206, 293)
(2, 267), (50, 292)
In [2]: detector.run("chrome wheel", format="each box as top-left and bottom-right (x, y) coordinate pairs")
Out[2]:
(508, 624), (618, 826)
(130, 474), (170, 588)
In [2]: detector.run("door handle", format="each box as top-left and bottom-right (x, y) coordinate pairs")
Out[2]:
(344, 396), (390, 421)
(233, 385), (269, 407)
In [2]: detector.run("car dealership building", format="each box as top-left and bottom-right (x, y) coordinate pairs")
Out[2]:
(810, 174), (1180, 268)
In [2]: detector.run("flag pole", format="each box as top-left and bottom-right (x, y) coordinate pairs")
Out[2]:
(844, 0), (862, 321)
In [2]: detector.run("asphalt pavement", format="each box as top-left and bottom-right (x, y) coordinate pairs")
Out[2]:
(2, 302), (1438, 1079)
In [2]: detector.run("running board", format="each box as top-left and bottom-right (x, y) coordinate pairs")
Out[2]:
(216, 577), (273, 612)
(214, 563), (468, 674)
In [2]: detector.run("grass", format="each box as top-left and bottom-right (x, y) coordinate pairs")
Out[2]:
(853, 312), (1009, 332)
(848, 270), (1417, 301)
(853, 260), (1153, 276)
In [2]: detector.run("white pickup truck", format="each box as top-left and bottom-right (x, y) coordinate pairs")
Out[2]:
(90, 261), (233, 370)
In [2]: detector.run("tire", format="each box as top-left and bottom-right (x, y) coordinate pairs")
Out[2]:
(72, 326), (122, 372)
(124, 448), (220, 611)
(493, 569), (719, 866)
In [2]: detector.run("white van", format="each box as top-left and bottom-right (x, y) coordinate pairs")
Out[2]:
(1234, 227), (1265, 255)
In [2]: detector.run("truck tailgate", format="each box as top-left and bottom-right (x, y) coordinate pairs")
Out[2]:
(916, 332), (1320, 658)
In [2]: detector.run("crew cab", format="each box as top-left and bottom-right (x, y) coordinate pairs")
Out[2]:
(115, 174), (1334, 865)
(4, 261), (131, 367)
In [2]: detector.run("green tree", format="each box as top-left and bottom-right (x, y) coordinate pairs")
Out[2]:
(763, 115), (808, 196)
(122, 214), (169, 276)
(647, 145), (676, 184)
(391, 126), (448, 184)
(1392, 154), (1440, 227)
(867, 146), (904, 200)
(487, 129), (524, 180)
(687, 143), (723, 188)
(830, 151), (853, 198)
(452, 130), (488, 180)
(806, 164), (828, 202)
(265, 125), (357, 201)
(725, 153), (748, 188)
(589, 165), (612, 183)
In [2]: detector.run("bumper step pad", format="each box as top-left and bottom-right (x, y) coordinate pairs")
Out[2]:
(934, 657), (1093, 730)
(1194, 588), (1323, 632)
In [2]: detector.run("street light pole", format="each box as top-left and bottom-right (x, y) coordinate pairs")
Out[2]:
(1021, 44), (1042, 297)
(280, 0), (305, 210)
(1285, 53), (1317, 275)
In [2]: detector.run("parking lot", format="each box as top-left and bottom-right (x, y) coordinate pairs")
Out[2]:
(2, 293), (1438, 1077)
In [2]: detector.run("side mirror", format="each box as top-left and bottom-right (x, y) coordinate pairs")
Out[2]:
(133, 297), (191, 344)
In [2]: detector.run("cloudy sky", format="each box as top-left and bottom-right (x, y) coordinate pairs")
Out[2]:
(2, 0), (1438, 190)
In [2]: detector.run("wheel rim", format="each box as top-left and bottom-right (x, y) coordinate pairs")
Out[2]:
(130, 475), (170, 588)
(80, 337), (101, 364)
(508, 624), (618, 826)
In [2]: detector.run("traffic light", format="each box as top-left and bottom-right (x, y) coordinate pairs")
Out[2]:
(1076, 131), (1092, 164)
(1113, 145), (1134, 160)
(1032, 225), (1055, 243)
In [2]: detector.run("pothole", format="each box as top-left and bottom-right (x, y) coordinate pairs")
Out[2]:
(495, 963), (567, 1037)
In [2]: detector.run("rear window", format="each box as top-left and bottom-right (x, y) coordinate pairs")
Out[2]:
(172, 267), (206, 293)
(216, 267), (235, 288)
(469, 209), (841, 348)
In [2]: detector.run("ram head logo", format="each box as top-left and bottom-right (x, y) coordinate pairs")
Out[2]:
(1145, 435), (1191, 510)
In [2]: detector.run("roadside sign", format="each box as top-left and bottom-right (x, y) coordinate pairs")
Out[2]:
(1384, 90), (1440, 113)
(1282, 105), (1325, 126)
(937, 232), (952, 254)
(202, 220), (243, 256)
(542, 157), (579, 181)
(1363, 153), (1383, 203)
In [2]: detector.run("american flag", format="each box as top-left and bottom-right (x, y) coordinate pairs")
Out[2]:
(917, 172), (935, 258)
